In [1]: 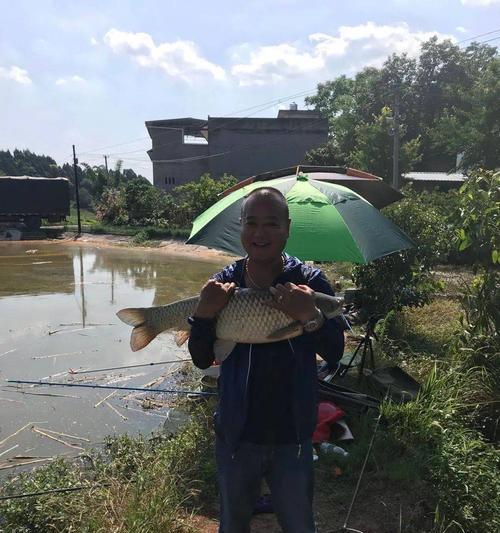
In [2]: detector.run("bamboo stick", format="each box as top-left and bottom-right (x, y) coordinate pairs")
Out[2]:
(5, 389), (80, 399)
(0, 458), (52, 471)
(0, 397), (24, 404)
(40, 428), (90, 443)
(32, 427), (84, 451)
(32, 351), (82, 360)
(94, 390), (116, 408)
(122, 405), (169, 419)
(104, 401), (128, 421)
(0, 444), (19, 458)
(0, 422), (33, 448)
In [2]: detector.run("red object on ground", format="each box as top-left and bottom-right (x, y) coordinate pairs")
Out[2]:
(312, 401), (345, 443)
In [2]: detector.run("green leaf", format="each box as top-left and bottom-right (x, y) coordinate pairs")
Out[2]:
(492, 249), (499, 264)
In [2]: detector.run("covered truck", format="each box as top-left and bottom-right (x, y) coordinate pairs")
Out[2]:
(0, 176), (70, 230)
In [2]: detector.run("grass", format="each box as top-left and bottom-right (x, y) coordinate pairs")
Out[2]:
(0, 403), (217, 533)
(43, 205), (191, 242)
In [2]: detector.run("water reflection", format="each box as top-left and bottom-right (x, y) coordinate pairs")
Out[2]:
(0, 243), (75, 298)
(0, 242), (226, 469)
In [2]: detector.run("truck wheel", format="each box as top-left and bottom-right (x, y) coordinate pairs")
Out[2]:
(25, 216), (42, 230)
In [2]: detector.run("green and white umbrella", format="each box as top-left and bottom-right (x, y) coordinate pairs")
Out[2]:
(187, 173), (414, 263)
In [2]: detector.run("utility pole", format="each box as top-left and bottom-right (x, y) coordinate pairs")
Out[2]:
(104, 155), (109, 179)
(392, 91), (401, 190)
(72, 145), (82, 236)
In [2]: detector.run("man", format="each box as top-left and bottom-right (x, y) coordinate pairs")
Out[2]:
(188, 187), (344, 533)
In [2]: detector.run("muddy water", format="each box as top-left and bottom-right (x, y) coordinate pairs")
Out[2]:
(0, 242), (226, 470)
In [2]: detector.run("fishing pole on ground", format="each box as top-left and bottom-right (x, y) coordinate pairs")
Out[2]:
(333, 389), (389, 533)
(68, 358), (192, 375)
(0, 483), (111, 501)
(6, 380), (217, 397)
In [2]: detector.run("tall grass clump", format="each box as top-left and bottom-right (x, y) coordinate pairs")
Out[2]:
(0, 403), (216, 532)
(382, 365), (500, 533)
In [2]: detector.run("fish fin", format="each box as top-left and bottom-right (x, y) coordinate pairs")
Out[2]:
(116, 308), (146, 327)
(267, 321), (303, 341)
(130, 324), (158, 352)
(175, 330), (190, 347)
(214, 339), (237, 362)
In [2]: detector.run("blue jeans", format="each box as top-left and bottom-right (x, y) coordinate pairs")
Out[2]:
(216, 437), (316, 533)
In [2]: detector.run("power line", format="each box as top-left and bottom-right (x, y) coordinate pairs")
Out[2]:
(477, 35), (500, 45)
(457, 27), (500, 44)
(103, 91), (317, 158)
(76, 87), (317, 160)
(75, 29), (500, 173)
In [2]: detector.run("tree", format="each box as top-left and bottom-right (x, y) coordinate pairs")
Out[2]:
(348, 107), (421, 180)
(305, 38), (498, 174)
(352, 187), (450, 317)
(168, 174), (237, 227)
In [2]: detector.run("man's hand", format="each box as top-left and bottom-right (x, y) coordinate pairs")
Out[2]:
(194, 280), (236, 319)
(268, 282), (318, 323)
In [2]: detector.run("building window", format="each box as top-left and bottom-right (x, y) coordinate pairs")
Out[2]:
(164, 177), (176, 185)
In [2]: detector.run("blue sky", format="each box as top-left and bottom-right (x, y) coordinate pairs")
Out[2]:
(1, 0), (499, 179)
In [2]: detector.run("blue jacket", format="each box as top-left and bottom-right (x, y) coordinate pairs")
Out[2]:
(188, 254), (344, 453)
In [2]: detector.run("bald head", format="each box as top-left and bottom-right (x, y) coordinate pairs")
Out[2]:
(241, 187), (289, 222)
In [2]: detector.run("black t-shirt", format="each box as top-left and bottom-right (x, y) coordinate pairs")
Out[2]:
(240, 342), (297, 445)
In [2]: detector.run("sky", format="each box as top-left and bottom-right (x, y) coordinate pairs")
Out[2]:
(1, 0), (499, 180)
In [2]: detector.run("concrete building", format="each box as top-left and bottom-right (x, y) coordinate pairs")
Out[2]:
(146, 105), (328, 191)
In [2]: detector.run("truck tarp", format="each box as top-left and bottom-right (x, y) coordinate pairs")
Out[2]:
(0, 176), (70, 216)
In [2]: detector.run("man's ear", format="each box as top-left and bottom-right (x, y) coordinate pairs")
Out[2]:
(286, 218), (291, 235)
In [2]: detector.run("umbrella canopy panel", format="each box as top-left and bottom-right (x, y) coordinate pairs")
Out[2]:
(220, 166), (403, 209)
(187, 174), (414, 263)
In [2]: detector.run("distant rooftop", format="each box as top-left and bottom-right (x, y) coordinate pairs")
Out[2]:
(403, 172), (467, 182)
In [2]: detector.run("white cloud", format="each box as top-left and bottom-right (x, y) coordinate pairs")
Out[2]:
(55, 75), (85, 86)
(231, 43), (324, 86)
(455, 26), (468, 33)
(90, 37), (99, 46)
(103, 28), (226, 82)
(0, 65), (32, 84)
(461, 0), (500, 5)
(231, 22), (455, 86)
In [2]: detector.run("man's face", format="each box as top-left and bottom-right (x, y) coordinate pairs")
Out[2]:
(240, 195), (290, 262)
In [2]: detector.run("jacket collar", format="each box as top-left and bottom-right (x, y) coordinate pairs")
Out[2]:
(234, 253), (302, 285)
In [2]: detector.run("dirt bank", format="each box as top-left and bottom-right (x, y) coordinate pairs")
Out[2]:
(39, 232), (235, 263)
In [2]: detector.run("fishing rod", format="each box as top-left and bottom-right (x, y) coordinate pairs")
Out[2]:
(69, 358), (192, 375)
(0, 483), (111, 501)
(6, 380), (217, 397)
(338, 390), (388, 533)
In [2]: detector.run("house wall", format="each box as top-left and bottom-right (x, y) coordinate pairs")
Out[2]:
(149, 126), (209, 191)
(147, 115), (328, 189)
(207, 117), (328, 179)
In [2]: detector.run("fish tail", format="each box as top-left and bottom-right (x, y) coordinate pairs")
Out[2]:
(116, 308), (147, 327)
(116, 308), (159, 351)
(130, 323), (159, 351)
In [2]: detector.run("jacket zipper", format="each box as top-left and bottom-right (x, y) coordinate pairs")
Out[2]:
(232, 344), (253, 460)
(288, 339), (302, 459)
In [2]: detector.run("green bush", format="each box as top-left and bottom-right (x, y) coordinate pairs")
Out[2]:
(168, 174), (237, 228)
(352, 187), (449, 317)
(95, 187), (128, 225)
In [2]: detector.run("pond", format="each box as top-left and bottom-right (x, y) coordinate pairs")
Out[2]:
(0, 241), (226, 471)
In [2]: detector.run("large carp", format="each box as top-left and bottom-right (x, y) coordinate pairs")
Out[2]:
(117, 288), (343, 360)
